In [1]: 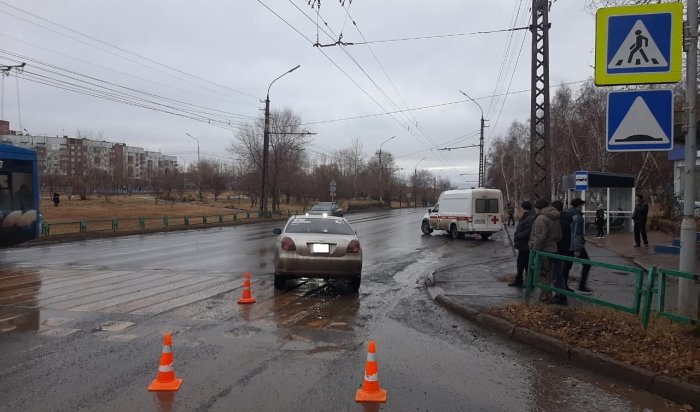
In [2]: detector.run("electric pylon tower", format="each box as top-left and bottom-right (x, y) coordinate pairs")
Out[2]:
(529, 0), (551, 201)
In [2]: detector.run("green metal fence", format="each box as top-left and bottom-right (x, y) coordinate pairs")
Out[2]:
(525, 250), (698, 329)
(39, 209), (303, 238)
(524, 251), (647, 315)
(650, 267), (700, 326)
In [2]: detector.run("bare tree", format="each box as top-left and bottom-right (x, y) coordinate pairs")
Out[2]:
(229, 108), (309, 211)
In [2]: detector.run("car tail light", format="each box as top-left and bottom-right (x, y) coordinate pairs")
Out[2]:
(347, 239), (361, 253)
(281, 236), (296, 251)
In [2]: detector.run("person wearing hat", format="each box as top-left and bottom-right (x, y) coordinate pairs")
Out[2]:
(595, 204), (607, 239)
(528, 198), (562, 302)
(509, 201), (536, 287)
(568, 198), (593, 294)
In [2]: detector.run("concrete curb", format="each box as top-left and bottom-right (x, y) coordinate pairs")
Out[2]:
(435, 294), (700, 409)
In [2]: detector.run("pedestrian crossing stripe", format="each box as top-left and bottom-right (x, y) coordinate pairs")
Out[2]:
(606, 89), (673, 152)
(607, 20), (667, 70)
(595, 2), (682, 85)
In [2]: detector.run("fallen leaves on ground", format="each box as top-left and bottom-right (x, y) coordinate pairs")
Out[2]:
(490, 304), (700, 385)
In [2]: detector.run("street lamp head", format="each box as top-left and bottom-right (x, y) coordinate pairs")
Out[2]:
(268, 65), (302, 96)
(380, 135), (396, 150)
(458, 90), (484, 118)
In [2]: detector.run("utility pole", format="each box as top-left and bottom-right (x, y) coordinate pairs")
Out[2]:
(479, 116), (485, 187)
(679, 0), (698, 317)
(261, 65), (300, 216)
(185, 133), (201, 200)
(413, 157), (426, 208)
(1, 63), (25, 125)
(529, 0), (551, 201)
(459, 90), (487, 187)
(378, 136), (395, 207)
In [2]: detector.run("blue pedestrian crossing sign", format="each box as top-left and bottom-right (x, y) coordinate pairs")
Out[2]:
(595, 2), (682, 85)
(606, 89), (673, 152)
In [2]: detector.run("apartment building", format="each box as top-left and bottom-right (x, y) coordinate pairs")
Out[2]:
(0, 120), (177, 182)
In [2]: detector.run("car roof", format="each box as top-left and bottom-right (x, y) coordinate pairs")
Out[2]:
(289, 213), (343, 220)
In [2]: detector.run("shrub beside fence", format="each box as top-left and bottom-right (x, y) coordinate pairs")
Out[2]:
(525, 251), (698, 328)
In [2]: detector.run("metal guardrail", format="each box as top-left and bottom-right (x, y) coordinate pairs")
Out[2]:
(524, 251), (646, 315)
(40, 209), (301, 237)
(524, 251), (698, 329)
(651, 267), (700, 326)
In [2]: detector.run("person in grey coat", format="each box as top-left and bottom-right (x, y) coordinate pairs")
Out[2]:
(509, 201), (536, 287)
(529, 199), (562, 301)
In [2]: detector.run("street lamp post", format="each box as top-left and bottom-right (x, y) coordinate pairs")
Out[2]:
(185, 133), (201, 200)
(413, 157), (426, 208)
(261, 64), (300, 216)
(459, 90), (486, 187)
(378, 135), (396, 207)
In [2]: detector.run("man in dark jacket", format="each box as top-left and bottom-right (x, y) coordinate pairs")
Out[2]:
(509, 201), (536, 287)
(551, 200), (571, 305)
(568, 198), (593, 293)
(632, 194), (649, 247)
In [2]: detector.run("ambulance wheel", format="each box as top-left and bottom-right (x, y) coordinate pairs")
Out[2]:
(421, 221), (433, 235)
(450, 224), (459, 239)
(480, 233), (491, 240)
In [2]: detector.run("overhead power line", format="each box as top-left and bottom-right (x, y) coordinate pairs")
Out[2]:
(0, 31), (255, 107)
(0, 50), (257, 122)
(0, 1), (258, 101)
(299, 80), (586, 127)
(338, 27), (530, 46)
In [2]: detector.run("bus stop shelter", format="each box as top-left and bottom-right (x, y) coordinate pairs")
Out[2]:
(562, 172), (636, 235)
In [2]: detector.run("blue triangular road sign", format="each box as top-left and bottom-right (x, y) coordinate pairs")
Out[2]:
(607, 89), (673, 152)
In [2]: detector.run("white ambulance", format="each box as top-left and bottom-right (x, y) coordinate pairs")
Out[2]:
(420, 188), (504, 240)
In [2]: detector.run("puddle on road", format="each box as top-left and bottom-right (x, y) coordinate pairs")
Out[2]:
(222, 325), (261, 338)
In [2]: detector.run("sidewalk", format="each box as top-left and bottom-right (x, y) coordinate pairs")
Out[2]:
(428, 230), (694, 316)
(428, 231), (700, 408)
(590, 230), (700, 273)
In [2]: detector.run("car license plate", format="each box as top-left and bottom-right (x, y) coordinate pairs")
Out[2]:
(475, 219), (486, 224)
(312, 243), (330, 253)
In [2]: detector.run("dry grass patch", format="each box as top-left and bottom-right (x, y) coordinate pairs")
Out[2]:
(41, 192), (307, 222)
(490, 304), (700, 385)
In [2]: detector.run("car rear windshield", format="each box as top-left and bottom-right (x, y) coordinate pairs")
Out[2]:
(310, 204), (333, 211)
(475, 198), (499, 213)
(285, 218), (354, 235)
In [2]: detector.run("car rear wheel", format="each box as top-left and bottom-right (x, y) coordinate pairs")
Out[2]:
(274, 275), (286, 289)
(480, 233), (491, 240)
(421, 221), (433, 235)
(450, 224), (459, 239)
(348, 276), (361, 292)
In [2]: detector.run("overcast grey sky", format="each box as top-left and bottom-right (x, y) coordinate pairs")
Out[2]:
(0, 0), (596, 184)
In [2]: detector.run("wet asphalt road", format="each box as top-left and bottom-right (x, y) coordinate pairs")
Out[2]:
(0, 209), (681, 411)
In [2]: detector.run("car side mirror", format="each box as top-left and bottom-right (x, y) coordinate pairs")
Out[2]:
(273, 228), (282, 235)
(428, 208), (432, 213)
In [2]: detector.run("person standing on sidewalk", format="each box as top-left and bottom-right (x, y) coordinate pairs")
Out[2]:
(552, 200), (573, 301)
(595, 204), (606, 238)
(568, 198), (593, 294)
(632, 194), (649, 247)
(509, 201), (536, 287)
(506, 203), (515, 226)
(528, 199), (562, 302)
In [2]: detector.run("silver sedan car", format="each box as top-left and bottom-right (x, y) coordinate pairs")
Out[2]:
(272, 214), (362, 291)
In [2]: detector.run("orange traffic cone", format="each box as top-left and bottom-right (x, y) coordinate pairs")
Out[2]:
(148, 333), (183, 391)
(237, 272), (256, 304)
(355, 340), (387, 403)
